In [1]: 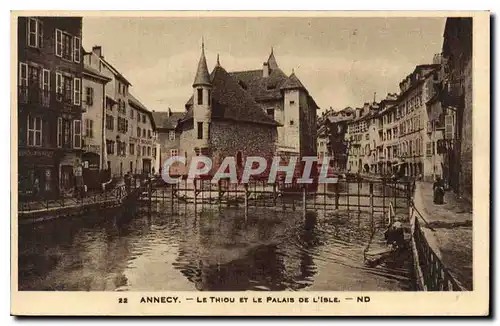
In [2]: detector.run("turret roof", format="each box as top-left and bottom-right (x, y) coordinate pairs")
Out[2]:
(193, 41), (211, 87)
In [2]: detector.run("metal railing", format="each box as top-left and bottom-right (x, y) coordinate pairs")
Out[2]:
(410, 202), (463, 291)
(143, 176), (413, 217)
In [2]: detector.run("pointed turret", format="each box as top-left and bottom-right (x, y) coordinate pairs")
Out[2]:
(193, 40), (211, 87)
(267, 47), (279, 70)
(280, 71), (306, 91)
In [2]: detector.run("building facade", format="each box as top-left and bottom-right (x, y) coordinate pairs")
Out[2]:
(81, 64), (111, 189)
(83, 46), (157, 178)
(440, 17), (473, 202)
(152, 108), (184, 175)
(18, 16), (84, 198)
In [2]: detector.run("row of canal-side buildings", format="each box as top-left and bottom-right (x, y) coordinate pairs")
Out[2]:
(17, 16), (158, 199)
(18, 16), (320, 199)
(318, 17), (472, 202)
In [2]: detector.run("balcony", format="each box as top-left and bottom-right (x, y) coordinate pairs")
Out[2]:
(18, 86), (50, 108)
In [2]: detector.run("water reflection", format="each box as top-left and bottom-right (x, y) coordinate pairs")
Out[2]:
(19, 184), (413, 291)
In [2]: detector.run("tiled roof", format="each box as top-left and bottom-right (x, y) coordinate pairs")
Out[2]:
(229, 68), (288, 101)
(128, 93), (156, 130)
(280, 72), (306, 91)
(83, 64), (111, 82)
(152, 111), (185, 130)
(182, 65), (279, 126)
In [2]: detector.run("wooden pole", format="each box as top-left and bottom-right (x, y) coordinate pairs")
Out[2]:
(369, 182), (374, 218)
(335, 182), (339, 210)
(302, 185), (306, 218)
(244, 183), (249, 218)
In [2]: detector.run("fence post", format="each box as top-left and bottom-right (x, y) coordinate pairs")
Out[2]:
(273, 182), (277, 207)
(243, 183), (248, 219)
(334, 182), (339, 210)
(302, 185), (306, 218)
(369, 182), (374, 217)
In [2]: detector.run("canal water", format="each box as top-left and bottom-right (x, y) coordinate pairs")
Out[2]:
(18, 183), (414, 291)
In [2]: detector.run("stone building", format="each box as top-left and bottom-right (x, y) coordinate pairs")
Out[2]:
(81, 64), (111, 189)
(17, 16), (84, 198)
(168, 43), (280, 177)
(83, 46), (157, 178)
(225, 48), (319, 159)
(440, 17), (473, 202)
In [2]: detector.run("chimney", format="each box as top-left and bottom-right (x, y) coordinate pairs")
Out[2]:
(263, 62), (269, 78)
(168, 107), (172, 117)
(92, 46), (102, 57)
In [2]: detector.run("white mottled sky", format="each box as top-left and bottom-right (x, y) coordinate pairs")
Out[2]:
(82, 16), (446, 113)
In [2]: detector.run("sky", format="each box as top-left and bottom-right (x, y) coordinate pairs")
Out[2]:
(82, 16), (446, 113)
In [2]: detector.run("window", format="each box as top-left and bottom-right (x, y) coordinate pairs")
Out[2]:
(137, 144), (141, 156)
(445, 115), (454, 139)
(27, 18), (43, 48)
(289, 120), (294, 126)
(266, 108), (274, 117)
(197, 88), (203, 105)
(142, 146), (146, 156)
(55, 72), (74, 103)
(148, 130), (151, 139)
(73, 37), (81, 63)
(208, 89), (211, 105)
(289, 100), (295, 105)
(137, 113), (141, 122)
(130, 109), (134, 119)
(42, 69), (50, 93)
(85, 87), (94, 106)
(169, 130), (175, 141)
(55, 29), (62, 57)
(129, 143), (134, 155)
(365, 134), (369, 140)
(142, 128), (146, 138)
(197, 122), (203, 139)
(27, 115), (42, 147)
(147, 147), (151, 156)
(85, 119), (94, 138)
(19, 62), (28, 88)
(106, 140), (115, 154)
(153, 147), (157, 158)
(61, 119), (72, 148)
(137, 127), (141, 137)
(63, 32), (72, 60)
(73, 120), (81, 148)
(106, 114), (114, 131)
(142, 115), (146, 123)
(73, 78), (81, 105)
(57, 118), (62, 147)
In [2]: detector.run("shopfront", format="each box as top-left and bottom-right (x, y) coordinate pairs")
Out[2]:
(18, 148), (57, 199)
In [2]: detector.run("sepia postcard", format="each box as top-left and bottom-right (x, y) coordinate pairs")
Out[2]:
(10, 10), (490, 316)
